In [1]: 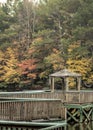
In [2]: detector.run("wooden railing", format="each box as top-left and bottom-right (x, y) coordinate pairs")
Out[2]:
(0, 90), (92, 124)
(0, 120), (66, 130)
(0, 90), (65, 100)
(0, 90), (93, 104)
(0, 98), (66, 121)
(80, 91), (93, 103)
(65, 91), (80, 103)
(64, 90), (93, 104)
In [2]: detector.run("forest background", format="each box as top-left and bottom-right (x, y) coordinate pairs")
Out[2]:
(0, 0), (93, 91)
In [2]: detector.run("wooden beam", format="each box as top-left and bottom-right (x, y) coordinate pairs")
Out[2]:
(67, 111), (79, 122)
(79, 108), (83, 123)
(67, 109), (79, 122)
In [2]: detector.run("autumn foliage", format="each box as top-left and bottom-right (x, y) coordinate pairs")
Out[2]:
(18, 59), (37, 79)
(1, 0), (93, 90)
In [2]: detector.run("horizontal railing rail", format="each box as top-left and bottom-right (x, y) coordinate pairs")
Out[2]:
(0, 90), (93, 104)
(0, 120), (66, 130)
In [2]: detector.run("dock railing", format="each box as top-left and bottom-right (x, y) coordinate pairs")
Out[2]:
(65, 90), (93, 104)
(0, 90), (93, 104)
(0, 98), (66, 121)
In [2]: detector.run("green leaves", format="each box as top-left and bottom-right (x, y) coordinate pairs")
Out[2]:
(1, 0), (93, 89)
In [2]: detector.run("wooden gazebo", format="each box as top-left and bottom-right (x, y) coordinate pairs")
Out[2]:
(49, 69), (81, 92)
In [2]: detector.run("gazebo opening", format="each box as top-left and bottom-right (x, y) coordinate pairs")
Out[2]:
(49, 69), (81, 92)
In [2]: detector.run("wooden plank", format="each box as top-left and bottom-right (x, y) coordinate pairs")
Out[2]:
(64, 104), (81, 108)
(67, 109), (79, 122)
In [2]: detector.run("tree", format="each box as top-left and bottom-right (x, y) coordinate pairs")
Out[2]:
(31, 0), (71, 80)
(0, 47), (20, 90)
(13, 0), (37, 60)
(67, 42), (93, 84)
(1, 0), (93, 89)
(3, 47), (20, 84)
(18, 59), (37, 86)
(0, 2), (18, 50)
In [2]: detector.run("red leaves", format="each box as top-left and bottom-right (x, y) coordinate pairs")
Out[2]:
(18, 59), (37, 79)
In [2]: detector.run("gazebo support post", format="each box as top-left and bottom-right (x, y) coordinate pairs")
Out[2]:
(51, 77), (55, 92)
(65, 77), (69, 102)
(65, 77), (69, 91)
(77, 77), (81, 91)
(77, 77), (81, 103)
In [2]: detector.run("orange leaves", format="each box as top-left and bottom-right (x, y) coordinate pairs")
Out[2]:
(28, 48), (35, 54)
(18, 59), (37, 79)
(0, 46), (37, 85)
(19, 59), (36, 71)
(27, 73), (36, 79)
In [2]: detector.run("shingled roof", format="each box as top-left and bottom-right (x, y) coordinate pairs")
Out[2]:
(50, 69), (81, 77)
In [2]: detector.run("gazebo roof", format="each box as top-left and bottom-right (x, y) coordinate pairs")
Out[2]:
(50, 69), (81, 77)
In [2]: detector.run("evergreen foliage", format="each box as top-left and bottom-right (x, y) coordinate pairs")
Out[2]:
(0, 0), (93, 90)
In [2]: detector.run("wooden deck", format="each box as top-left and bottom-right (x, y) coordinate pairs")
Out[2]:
(0, 90), (93, 123)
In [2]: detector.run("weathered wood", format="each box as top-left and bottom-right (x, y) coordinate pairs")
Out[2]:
(0, 98), (66, 121)
(0, 90), (93, 104)
(0, 89), (93, 123)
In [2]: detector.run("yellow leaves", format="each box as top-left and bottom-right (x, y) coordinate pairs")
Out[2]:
(67, 42), (92, 83)
(3, 68), (20, 83)
(27, 73), (36, 79)
(68, 42), (80, 53)
(0, 51), (4, 60)
(53, 48), (59, 53)
(45, 48), (64, 71)
(40, 72), (46, 78)
(0, 46), (37, 84)
(68, 77), (76, 89)
(40, 70), (50, 79)
(0, 47), (20, 83)
(67, 58), (91, 76)
(33, 37), (43, 43)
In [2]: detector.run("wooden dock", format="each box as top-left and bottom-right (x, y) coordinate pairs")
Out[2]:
(0, 90), (93, 123)
(0, 69), (92, 128)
